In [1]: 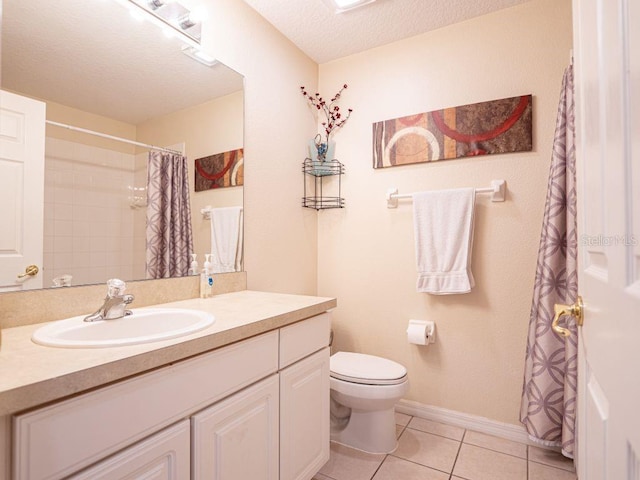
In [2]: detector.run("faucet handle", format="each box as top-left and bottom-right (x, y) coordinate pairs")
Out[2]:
(106, 278), (127, 297)
(123, 294), (135, 317)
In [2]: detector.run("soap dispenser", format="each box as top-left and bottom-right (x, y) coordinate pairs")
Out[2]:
(200, 254), (214, 298)
(189, 254), (199, 276)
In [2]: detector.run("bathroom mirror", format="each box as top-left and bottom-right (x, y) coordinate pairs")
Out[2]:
(0, 0), (244, 290)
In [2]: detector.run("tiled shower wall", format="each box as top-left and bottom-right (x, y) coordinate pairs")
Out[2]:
(43, 137), (147, 287)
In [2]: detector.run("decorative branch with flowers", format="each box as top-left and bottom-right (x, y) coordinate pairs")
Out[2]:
(300, 84), (353, 161)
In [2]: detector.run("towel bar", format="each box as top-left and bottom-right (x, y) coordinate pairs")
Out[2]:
(201, 206), (244, 219)
(386, 179), (506, 208)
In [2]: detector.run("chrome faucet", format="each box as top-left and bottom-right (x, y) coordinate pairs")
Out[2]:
(84, 279), (135, 322)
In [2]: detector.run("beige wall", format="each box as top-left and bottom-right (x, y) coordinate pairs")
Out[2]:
(318, 0), (573, 424)
(45, 100), (136, 154)
(137, 91), (243, 161)
(197, 0), (320, 295)
(136, 91), (244, 261)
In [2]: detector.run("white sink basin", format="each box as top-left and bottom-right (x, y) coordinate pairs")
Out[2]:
(32, 308), (215, 348)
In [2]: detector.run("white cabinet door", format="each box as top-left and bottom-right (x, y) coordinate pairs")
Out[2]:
(69, 420), (190, 480)
(280, 348), (330, 480)
(192, 374), (279, 480)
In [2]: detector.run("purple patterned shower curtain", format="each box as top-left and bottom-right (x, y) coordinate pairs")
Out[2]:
(520, 65), (578, 459)
(145, 151), (194, 279)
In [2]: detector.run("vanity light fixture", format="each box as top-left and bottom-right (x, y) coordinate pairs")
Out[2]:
(121, 0), (204, 46)
(181, 45), (218, 67)
(115, 0), (217, 66)
(321, 0), (377, 13)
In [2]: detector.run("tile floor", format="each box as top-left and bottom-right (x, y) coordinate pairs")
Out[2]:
(314, 413), (577, 480)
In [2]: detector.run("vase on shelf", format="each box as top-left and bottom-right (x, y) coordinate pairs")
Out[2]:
(308, 135), (336, 176)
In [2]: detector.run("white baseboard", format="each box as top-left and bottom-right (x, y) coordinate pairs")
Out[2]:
(396, 399), (542, 447)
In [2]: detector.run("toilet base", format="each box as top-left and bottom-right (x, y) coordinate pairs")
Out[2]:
(330, 407), (398, 454)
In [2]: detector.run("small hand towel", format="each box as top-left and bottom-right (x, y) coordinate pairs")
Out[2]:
(209, 206), (243, 273)
(412, 188), (476, 294)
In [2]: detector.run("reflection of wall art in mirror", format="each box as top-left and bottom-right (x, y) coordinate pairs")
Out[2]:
(194, 149), (244, 191)
(372, 95), (532, 168)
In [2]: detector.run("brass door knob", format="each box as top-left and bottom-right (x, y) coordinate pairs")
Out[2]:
(552, 296), (584, 337)
(17, 265), (39, 279)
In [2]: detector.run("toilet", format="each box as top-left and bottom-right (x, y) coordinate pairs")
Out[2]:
(329, 352), (409, 454)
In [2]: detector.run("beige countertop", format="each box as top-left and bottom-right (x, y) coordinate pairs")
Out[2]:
(0, 290), (336, 417)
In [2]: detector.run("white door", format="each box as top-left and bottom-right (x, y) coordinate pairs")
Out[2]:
(0, 90), (45, 291)
(573, 0), (640, 478)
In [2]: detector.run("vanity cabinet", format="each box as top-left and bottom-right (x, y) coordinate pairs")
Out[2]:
(11, 312), (331, 480)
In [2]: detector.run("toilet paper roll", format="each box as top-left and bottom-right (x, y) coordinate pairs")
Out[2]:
(407, 320), (430, 345)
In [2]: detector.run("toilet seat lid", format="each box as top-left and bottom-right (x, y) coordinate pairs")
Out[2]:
(330, 352), (407, 385)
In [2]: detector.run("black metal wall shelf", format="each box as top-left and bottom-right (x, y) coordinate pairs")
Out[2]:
(302, 158), (345, 210)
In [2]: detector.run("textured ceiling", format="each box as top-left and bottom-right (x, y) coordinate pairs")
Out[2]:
(1, 0), (533, 123)
(1, 0), (243, 125)
(242, 0), (533, 63)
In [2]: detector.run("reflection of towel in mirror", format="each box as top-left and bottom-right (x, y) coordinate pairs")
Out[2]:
(209, 207), (243, 273)
(412, 188), (475, 294)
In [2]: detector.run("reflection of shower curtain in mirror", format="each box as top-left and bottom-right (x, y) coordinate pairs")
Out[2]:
(146, 151), (194, 279)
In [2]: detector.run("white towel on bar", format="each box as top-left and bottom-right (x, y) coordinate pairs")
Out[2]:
(209, 206), (243, 273)
(412, 188), (476, 294)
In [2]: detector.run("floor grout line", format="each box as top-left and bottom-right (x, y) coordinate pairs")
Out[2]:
(322, 417), (576, 480)
(449, 429), (466, 478)
(461, 442), (529, 461)
(368, 453), (388, 480)
(404, 425), (466, 443)
(528, 458), (577, 473)
(387, 452), (456, 477)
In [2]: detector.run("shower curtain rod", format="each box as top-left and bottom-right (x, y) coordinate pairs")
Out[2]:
(46, 120), (183, 155)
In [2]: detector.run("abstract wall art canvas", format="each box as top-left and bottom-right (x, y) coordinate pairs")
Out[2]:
(372, 95), (532, 168)
(194, 148), (244, 191)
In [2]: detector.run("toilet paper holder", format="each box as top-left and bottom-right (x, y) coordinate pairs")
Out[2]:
(407, 319), (435, 345)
